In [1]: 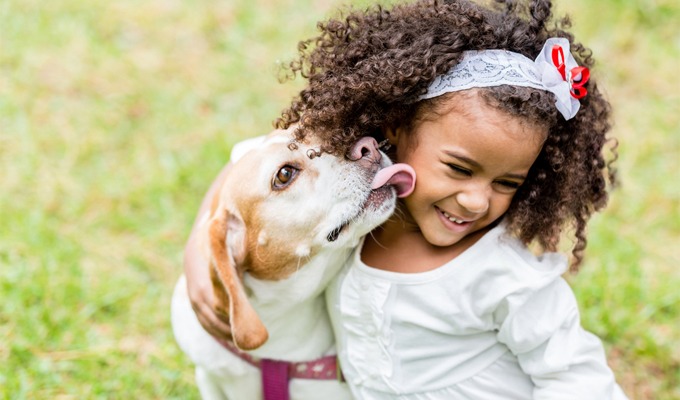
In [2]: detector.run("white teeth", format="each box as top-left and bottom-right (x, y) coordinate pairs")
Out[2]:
(442, 211), (465, 224)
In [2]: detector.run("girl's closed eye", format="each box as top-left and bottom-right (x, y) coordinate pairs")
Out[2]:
(448, 164), (472, 176)
(493, 179), (522, 193)
(448, 163), (523, 192)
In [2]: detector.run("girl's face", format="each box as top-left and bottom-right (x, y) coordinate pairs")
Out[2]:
(386, 91), (546, 247)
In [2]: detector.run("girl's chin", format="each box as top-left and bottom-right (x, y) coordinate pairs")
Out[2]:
(422, 224), (471, 247)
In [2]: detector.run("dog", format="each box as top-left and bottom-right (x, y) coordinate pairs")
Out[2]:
(171, 127), (415, 400)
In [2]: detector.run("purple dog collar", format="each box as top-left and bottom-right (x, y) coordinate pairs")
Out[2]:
(218, 339), (342, 400)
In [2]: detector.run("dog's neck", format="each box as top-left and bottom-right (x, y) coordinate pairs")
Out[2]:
(241, 246), (354, 361)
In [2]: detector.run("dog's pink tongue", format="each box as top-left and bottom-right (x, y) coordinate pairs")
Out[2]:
(371, 163), (416, 198)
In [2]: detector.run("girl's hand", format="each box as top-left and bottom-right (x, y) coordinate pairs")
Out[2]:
(182, 163), (233, 340)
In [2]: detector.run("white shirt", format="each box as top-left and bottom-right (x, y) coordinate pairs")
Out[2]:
(326, 224), (628, 399)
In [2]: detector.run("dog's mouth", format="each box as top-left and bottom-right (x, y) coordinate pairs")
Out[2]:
(327, 222), (348, 242)
(325, 185), (392, 242)
(327, 185), (394, 242)
(326, 164), (416, 242)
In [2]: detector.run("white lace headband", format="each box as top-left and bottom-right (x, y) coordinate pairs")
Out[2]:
(419, 38), (590, 120)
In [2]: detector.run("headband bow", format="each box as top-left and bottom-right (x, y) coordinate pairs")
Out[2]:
(534, 38), (591, 119)
(420, 38), (590, 120)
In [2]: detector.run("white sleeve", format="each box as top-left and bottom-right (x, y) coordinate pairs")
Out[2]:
(496, 278), (628, 400)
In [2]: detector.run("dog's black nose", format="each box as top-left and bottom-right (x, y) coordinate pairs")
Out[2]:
(348, 136), (382, 164)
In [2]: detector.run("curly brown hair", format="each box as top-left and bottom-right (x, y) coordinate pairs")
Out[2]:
(276, 0), (617, 270)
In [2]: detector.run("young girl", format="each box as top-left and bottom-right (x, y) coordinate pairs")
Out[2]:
(184, 0), (627, 398)
(275, 0), (626, 398)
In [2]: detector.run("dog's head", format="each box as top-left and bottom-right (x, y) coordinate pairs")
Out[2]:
(207, 128), (415, 350)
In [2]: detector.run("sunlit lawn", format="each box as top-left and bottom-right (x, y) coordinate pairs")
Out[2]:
(1, 0), (678, 398)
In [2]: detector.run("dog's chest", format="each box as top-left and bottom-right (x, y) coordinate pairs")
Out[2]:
(242, 248), (353, 360)
(245, 247), (352, 305)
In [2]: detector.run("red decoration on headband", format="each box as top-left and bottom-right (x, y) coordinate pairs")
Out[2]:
(551, 45), (590, 99)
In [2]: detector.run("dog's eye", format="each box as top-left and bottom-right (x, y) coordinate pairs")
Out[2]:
(273, 165), (298, 190)
(277, 167), (294, 183)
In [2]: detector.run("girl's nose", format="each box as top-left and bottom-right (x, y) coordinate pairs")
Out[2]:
(457, 184), (490, 214)
(348, 136), (382, 164)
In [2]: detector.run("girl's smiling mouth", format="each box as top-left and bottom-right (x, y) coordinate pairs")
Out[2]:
(435, 206), (476, 231)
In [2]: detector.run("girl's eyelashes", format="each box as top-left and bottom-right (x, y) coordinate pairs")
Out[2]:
(447, 162), (523, 192)
(448, 164), (472, 176)
(493, 180), (522, 193)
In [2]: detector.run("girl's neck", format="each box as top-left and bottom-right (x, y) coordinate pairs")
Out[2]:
(361, 215), (490, 274)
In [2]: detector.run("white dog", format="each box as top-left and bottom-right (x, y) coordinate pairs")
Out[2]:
(171, 128), (415, 400)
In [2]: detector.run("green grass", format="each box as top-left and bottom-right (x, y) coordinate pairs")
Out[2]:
(1, 0), (678, 398)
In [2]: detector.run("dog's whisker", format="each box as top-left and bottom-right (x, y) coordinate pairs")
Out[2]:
(393, 203), (407, 221)
(253, 245), (267, 265)
(291, 257), (302, 284)
(367, 229), (390, 250)
(291, 253), (310, 283)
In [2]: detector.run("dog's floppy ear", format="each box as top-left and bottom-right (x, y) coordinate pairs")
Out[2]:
(208, 209), (268, 350)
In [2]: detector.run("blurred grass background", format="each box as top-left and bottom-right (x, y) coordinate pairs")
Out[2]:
(0, 0), (678, 398)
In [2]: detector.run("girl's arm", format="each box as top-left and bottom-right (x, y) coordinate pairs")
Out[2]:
(183, 163), (233, 340)
(496, 278), (627, 399)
